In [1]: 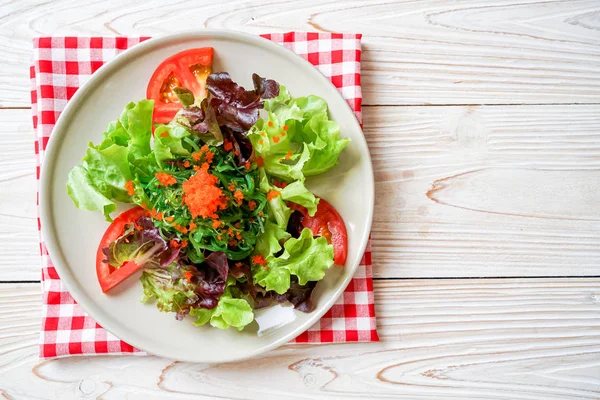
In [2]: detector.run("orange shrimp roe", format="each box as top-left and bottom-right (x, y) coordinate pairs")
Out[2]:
(248, 200), (257, 211)
(267, 189), (281, 201)
(155, 172), (177, 187)
(212, 220), (222, 229)
(257, 156), (264, 167)
(188, 222), (197, 231)
(252, 255), (268, 266)
(173, 223), (188, 234)
(272, 136), (280, 144)
(267, 121), (274, 128)
(182, 163), (227, 219)
(160, 131), (169, 138)
(183, 271), (193, 282)
(124, 180), (135, 196)
(234, 190), (244, 205)
(149, 209), (164, 221)
(223, 140), (233, 152)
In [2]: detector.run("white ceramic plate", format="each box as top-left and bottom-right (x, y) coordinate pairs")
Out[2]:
(41, 30), (373, 362)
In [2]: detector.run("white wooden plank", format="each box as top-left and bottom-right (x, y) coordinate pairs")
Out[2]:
(365, 104), (600, 278)
(0, 280), (599, 399)
(0, 109), (40, 281)
(1, 105), (599, 280)
(1, 0), (599, 107)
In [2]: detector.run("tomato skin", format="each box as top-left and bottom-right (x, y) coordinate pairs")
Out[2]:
(146, 47), (214, 124)
(289, 198), (348, 266)
(96, 207), (146, 293)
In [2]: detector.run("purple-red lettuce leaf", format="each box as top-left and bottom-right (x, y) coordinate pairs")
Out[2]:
(223, 126), (254, 166)
(174, 99), (223, 145)
(204, 251), (229, 281)
(252, 73), (279, 99)
(206, 72), (280, 132)
(235, 277), (317, 313)
(102, 216), (174, 269)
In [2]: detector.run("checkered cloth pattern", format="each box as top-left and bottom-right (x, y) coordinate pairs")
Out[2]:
(30, 32), (378, 358)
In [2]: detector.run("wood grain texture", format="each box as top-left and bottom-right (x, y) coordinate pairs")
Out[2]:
(1, 0), (600, 107)
(366, 104), (600, 277)
(1, 104), (599, 280)
(0, 109), (40, 282)
(0, 279), (598, 399)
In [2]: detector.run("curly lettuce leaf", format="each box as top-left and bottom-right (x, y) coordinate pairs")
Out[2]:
(67, 100), (158, 220)
(252, 228), (334, 294)
(254, 220), (291, 258)
(190, 289), (254, 331)
(119, 100), (154, 159)
(258, 168), (291, 228)
(206, 72), (279, 132)
(83, 144), (133, 202)
(66, 165), (116, 220)
(153, 124), (191, 165)
(301, 112), (350, 176)
(280, 181), (319, 216)
(250, 85), (349, 180)
(140, 264), (197, 316)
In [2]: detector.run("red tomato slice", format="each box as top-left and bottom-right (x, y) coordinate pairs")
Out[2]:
(289, 198), (348, 266)
(96, 206), (146, 293)
(146, 47), (214, 124)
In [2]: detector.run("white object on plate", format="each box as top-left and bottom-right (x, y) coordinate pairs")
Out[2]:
(254, 304), (297, 337)
(40, 30), (374, 362)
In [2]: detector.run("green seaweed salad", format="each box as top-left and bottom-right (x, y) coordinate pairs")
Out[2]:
(67, 71), (349, 331)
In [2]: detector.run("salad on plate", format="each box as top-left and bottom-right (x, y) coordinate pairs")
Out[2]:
(66, 47), (350, 331)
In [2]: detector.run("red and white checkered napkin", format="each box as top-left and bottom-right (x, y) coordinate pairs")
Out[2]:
(31, 33), (378, 359)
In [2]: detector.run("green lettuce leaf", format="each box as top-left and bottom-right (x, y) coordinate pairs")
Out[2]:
(67, 100), (158, 219)
(153, 124), (191, 165)
(252, 228), (334, 294)
(250, 85), (349, 181)
(280, 181), (319, 216)
(66, 165), (116, 220)
(119, 100), (154, 159)
(258, 168), (291, 228)
(190, 290), (254, 331)
(82, 144), (133, 203)
(66, 141), (134, 221)
(140, 267), (196, 315)
(254, 220), (291, 258)
(301, 113), (350, 176)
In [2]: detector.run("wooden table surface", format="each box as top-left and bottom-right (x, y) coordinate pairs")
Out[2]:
(1, 1), (599, 399)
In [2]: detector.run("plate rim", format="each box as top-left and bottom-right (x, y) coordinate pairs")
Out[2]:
(40, 29), (374, 362)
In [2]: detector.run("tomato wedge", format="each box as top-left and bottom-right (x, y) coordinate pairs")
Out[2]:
(96, 206), (146, 293)
(146, 47), (214, 124)
(289, 198), (348, 266)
